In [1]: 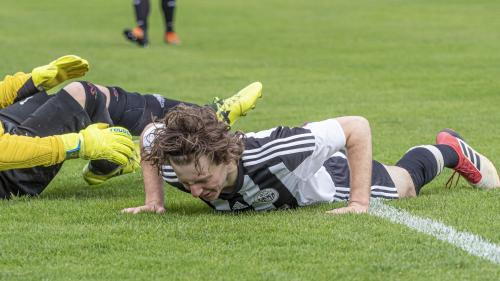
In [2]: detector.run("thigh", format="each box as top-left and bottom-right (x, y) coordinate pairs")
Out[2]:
(384, 165), (417, 198)
(370, 160), (400, 199)
(115, 93), (174, 135)
(0, 92), (81, 197)
(17, 92), (91, 137)
(0, 165), (62, 198)
(324, 156), (400, 200)
(0, 112), (67, 197)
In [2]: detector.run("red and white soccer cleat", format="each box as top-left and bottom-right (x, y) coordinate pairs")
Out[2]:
(436, 128), (500, 189)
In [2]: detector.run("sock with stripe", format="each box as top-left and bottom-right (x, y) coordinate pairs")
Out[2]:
(161, 0), (176, 32)
(134, 0), (150, 36)
(396, 145), (458, 194)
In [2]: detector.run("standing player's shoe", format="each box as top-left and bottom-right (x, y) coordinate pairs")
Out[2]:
(164, 32), (181, 45)
(123, 27), (148, 47)
(436, 129), (500, 189)
(82, 144), (141, 185)
(210, 82), (263, 126)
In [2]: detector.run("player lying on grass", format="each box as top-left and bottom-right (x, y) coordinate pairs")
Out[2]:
(122, 104), (500, 215)
(0, 56), (262, 199)
(0, 55), (135, 196)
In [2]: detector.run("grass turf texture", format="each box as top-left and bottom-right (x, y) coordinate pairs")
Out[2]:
(1, 0), (500, 280)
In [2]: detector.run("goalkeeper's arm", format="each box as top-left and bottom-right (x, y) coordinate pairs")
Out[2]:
(0, 123), (135, 171)
(0, 72), (32, 109)
(0, 55), (89, 109)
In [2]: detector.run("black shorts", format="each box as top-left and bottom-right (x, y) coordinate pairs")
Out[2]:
(0, 92), (91, 198)
(107, 85), (195, 136)
(323, 155), (399, 201)
(113, 93), (168, 135)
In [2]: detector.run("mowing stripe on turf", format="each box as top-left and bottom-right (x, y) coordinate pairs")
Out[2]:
(369, 199), (500, 264)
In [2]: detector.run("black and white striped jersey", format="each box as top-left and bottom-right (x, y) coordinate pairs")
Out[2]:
(143, 119), (398, 212)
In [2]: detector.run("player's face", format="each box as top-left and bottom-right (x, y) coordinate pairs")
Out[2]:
(171, 155), (233, 201)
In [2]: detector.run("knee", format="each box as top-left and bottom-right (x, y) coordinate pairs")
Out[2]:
(61, 81), (111, 124)
(352, 116), (371, 135)
(62, 81), (87, 108)
(385, 165), (417, 198)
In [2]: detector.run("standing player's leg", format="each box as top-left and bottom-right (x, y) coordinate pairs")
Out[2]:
(161, 0), (180, 45)
(124, 0), (150, 47)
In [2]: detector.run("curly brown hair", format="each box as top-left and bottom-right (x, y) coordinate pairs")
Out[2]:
(144, 104), (244, 173)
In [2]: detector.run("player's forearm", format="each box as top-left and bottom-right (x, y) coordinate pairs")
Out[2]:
(337, 116), (372, 206)
(142, 160), (165, 206)
(346, 139), (372, 206)
(0, 128), (66, 170)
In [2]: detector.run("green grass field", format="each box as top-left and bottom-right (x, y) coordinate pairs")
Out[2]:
(1, 0), (500, 280)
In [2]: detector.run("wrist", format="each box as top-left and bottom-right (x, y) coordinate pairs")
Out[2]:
(349, 186), (371, 206)
(14, 77), (39, 102)
(145, 200), (164, 207)
(348, 199), (369, 208)
(59, 133), (82, 159)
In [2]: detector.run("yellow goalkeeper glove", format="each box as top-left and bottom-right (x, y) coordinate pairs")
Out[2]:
(31, 55), (90, 90)
(59, 123), (135, 166)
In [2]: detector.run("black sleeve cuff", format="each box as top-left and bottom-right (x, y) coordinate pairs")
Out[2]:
(14, 78), (39, 102)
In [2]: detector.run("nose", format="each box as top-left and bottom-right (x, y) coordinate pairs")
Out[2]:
(190, 184), (204, 198)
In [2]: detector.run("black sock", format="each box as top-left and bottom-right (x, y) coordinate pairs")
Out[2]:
(161, 0), (176, 32)
(134, 0), (150, 36)
(396, 145), (458, 194)
(435, 144), (459, 168)
(14, 78), (38, 102)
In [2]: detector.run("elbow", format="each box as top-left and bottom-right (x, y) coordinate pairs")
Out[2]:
(352, 116), (371, 136)
(349, 117), (371, 147)
(336, 116), (371, 147)
(349, 116), (369, 129)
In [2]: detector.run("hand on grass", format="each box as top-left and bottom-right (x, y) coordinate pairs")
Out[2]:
(121, 204), (166, 214)
(325, 201), (368, 215)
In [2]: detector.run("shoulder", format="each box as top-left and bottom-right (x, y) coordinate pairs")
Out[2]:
(141, 122), (164, 149)
(243, 125), (314, 150)
(241, 125), (317, 169)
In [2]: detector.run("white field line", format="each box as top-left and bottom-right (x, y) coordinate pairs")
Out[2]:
(369, 199), (500, 265)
